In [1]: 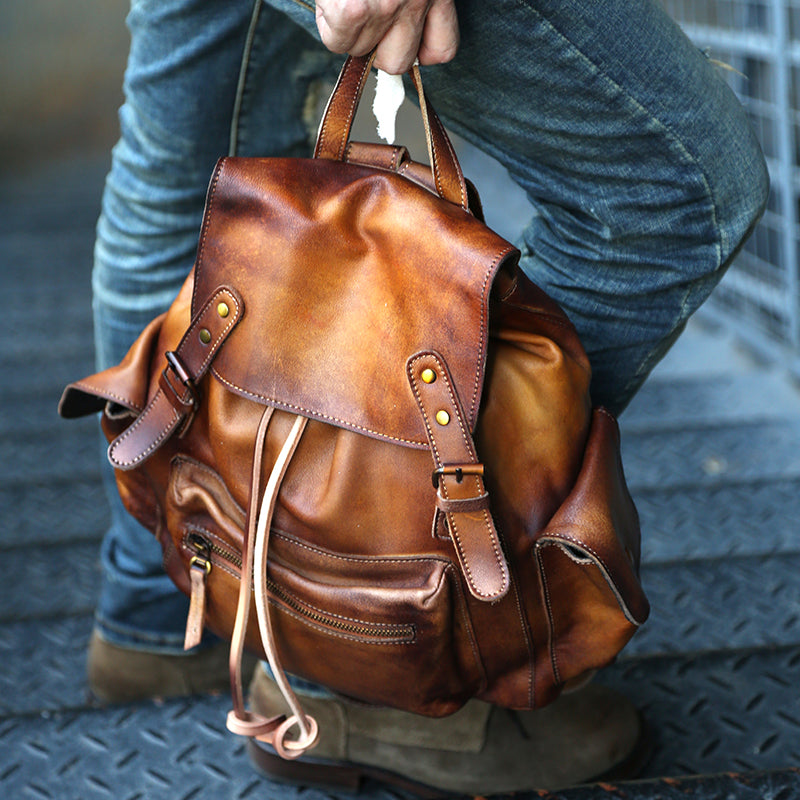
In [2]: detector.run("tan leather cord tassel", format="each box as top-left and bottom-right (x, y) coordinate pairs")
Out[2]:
(226, 406), (285, 741)
(251, 414), (318, 759)
(226, 411), (319, 760)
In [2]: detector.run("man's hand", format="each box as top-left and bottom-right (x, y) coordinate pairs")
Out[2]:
(315, 0), (459, 75)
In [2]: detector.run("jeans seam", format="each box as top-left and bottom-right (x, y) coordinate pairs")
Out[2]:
(229, 0), (264, 156)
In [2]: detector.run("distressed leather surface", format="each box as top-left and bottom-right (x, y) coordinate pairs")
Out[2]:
(59, 54), (648, 717)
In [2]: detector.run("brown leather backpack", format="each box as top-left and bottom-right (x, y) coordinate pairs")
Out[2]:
(60, 55), (648, 758)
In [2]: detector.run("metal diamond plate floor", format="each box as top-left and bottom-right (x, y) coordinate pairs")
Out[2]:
(3, 154), (800, 799)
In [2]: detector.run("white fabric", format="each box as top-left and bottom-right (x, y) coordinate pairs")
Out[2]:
(372, 70), (405, 144)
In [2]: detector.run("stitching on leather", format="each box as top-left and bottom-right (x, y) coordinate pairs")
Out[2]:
(272, 602), (416, 645)
(407, 355), (443, 464)
(469, 245), (516, 423)
(429, 124), (445, 200)
(319, 58), (370, 162)
(506, 570), (536, 708)
(114, 414), (177, 467)
(395, 160), (440, 195)
(171, 456), (247, 519)
(198, 554), (418, 632)
(182, 526), (237, 566)
(535, 547), (561, 685)
(537, 538), (643, 624)
(315, 79), (336, 158)
(192, 161), (224, 310)
(110, 392), (179, 467)
(407, 359), (482, 595)
(110, 290), (240, 469)
(270, 585), (414, 631)
(210, 370), (426, 447)
(446, 564), (489, 692)
(429, 354), (508, 599)
(406, 356), (458, 556)
(539, 533), (610, 577)
(184, 289), (241, 375)
(435, 114), (467, 210)
(437, 355), (476, 458)
(72, 380), (143, 413)
(338, 58), (371, 161)
(407, 354), (506, 600)
(271, 529), (450, 567)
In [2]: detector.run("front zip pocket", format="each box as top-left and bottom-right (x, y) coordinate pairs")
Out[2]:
(166, 454), (484, 715)
(183, 529), (416, 644)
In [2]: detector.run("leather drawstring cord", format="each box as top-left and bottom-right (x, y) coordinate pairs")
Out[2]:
(227, 406), (282, 739)
(252, 414), (317, 758)
(226, 410), (319, 759)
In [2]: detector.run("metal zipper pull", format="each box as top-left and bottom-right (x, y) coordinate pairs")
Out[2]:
(184, 534), (212, 650)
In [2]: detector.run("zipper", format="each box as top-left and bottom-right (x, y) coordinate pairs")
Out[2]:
(184, 531), (415, 642)
(187, 530), (242, 571)
(266, 579), (414, 640)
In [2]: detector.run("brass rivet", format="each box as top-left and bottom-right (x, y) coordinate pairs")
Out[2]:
(421, 368), (436, 384)
(435, 410), (450, 426)
(217, 302), (230, 318)
(199, 328), (211, 344)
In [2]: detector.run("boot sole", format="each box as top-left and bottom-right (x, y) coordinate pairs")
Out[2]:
(247, 710), (653, 798)
(247, 739), (458, 798)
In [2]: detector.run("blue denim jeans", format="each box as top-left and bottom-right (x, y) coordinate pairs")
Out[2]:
(93, 0), (768, 651)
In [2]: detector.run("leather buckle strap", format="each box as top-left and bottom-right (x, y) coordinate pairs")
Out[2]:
(408, 351), (510, 602)
(432, 464), (484, 489)
(160, 351), (199, 415)
(107, 286), (242, 470)
(432, 465), (490, 513)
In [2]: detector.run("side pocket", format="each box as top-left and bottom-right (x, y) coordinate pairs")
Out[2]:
(534, 408), (649, 686)
(165, 455), (485, 716)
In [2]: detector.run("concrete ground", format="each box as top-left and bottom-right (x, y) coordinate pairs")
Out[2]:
(2, 131), (800, 799)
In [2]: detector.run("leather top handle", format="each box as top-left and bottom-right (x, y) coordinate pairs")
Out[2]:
(314, 54), (469, 211)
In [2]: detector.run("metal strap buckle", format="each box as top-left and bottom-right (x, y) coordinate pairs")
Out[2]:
(162, 350), (199, 411)
(431, 463), (484, 489)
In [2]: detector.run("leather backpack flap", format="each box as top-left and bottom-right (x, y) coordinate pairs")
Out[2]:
(58, 272), (199, 541)
(59, 272), (196, 423)
(58, 313), (162, 422)
(191, 156), (520, 449)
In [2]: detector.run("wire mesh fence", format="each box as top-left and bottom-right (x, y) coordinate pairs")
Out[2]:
(663, 0), (800, 368)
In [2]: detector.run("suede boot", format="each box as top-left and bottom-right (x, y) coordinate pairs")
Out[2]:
(246, 666), (650, 797)
(87, 629), (256, 704)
